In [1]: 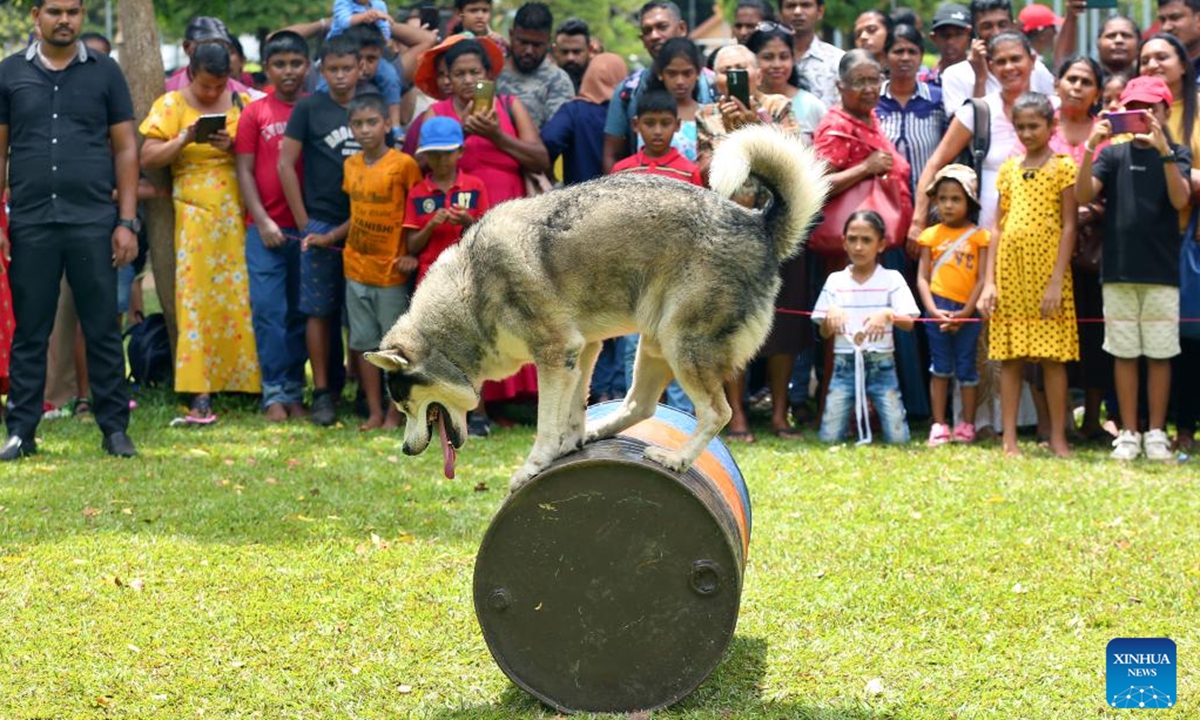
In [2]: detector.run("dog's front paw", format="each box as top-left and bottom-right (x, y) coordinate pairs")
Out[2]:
(643, 446), (689, 473)
(508, 462), (544, 493)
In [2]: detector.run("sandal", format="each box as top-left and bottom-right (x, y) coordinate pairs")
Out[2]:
(184, 395), (218, 425)
(72, 397), (93, 417)
(725, 429), (756, 443)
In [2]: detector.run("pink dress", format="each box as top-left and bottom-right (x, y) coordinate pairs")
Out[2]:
(429, 96), (537, 403)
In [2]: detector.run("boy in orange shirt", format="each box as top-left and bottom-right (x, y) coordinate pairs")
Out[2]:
(306, 93), (422, 430)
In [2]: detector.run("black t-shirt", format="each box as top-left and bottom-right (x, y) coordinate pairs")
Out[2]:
(0, 43), (134, 228)
(1093, 141), (1192, 286)
(284, 90), (361, 224)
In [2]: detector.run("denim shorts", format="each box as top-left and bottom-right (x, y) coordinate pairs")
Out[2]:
(299, 218), (345, 318)
(819, 351), (910, 444)
(925, 294), (981, 385)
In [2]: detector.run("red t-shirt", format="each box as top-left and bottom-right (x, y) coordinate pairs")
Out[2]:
(235, 93), (303, 229)
(402, 171), (490, 285)
(610, 147), (704, 186)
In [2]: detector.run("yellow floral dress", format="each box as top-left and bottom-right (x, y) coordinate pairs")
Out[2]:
(990, 154), (1079, 362)
(139, 92), (261, 394)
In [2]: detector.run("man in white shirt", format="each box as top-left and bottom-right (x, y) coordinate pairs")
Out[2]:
(778, 0), (844, 107)
(940, 0), (1055, 113)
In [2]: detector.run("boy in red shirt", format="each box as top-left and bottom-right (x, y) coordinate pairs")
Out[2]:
(235, 31), (311, 422)
(610, 89), (703, 186)
(402, 117), (490, 286)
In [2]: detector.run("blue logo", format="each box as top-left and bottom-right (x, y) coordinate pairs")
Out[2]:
(1107, 638), (1176, 709)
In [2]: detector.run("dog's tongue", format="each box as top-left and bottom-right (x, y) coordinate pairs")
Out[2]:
(438, 410), (456, 479)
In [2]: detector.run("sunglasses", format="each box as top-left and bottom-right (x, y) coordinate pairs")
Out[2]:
(756, 21), (794, 35)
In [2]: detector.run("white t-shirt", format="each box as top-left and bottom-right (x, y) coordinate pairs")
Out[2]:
(811, 266), (920, 354)
(939, 57), (1056, 115)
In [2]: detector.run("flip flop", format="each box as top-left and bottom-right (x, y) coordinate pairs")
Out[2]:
(725, 430), (756, 443)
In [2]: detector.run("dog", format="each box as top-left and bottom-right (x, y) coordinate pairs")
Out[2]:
(366, 124), (830, 491)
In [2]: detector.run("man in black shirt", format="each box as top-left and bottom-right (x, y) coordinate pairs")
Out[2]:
(0, 0), (140, 460)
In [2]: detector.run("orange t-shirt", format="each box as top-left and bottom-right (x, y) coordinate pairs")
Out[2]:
(918, 223), (990, 304)
(342, 148), (423, 286)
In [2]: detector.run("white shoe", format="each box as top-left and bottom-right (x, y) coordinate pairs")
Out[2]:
(1143, 429), (1173, 462)
(1111, 430), (1141, 461)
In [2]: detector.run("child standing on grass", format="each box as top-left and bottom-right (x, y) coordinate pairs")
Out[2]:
(978, 92), (1079, 457)
(402, 117), (490, 287)
(917, 164), (990, 446)
(812, 210), (920, 445)
(1075, 75), (1191, 461)
(306, 93), (422, 431)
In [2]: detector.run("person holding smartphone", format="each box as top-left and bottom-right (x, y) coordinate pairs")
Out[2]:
(140, 41), (260, 424)
(693, 43), (804, 443)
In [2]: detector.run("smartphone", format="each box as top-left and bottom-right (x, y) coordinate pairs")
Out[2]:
(419, 6), (440, 31)
(726, 68), (751, 107)
(1107, 110), (1149, 135)
(472, 80), (495, 114)
(1086, 0), (1118, 8)
(194, 113), (227, 143)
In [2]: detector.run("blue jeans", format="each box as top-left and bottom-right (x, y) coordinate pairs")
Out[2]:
(623, 333), (693, 414)
(819, 352), (910, 444)
(246, 224), (308, 407)
(925, 294), (981, 385)
(590, 337), (627, 398)
(116, 263), (135, 314)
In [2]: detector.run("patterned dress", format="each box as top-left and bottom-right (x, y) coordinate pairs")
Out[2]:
(990, 154), (1080, 362)
(140, 92), (261, 394)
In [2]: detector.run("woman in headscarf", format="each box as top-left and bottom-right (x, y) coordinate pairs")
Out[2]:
(540, 53), (629, 185)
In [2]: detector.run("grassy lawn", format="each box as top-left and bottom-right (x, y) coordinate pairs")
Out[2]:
(0, 394), (1196, 719)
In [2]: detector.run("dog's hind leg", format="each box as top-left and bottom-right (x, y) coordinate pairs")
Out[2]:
(584, 336), (671, 444)
(642, 353), (733, 474)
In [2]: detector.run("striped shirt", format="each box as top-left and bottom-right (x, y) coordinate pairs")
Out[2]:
(812, 266), (919, 354)
(877, 81), (947, 197)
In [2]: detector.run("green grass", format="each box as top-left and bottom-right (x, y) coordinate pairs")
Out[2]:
(1, 395), (1197, 719)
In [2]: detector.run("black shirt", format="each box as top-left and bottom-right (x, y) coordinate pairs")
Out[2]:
(284, 90), (361, 224)
(1093, 141), (1192, 286)
(0, 41), (134, 228)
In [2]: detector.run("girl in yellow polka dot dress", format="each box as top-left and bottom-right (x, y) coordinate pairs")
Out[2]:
(979, 92), (1079, 457)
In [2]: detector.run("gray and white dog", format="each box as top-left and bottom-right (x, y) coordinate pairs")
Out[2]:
(366, 125), (829, 490)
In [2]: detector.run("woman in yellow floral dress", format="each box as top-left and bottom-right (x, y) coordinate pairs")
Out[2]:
(140, 42), (260, 421)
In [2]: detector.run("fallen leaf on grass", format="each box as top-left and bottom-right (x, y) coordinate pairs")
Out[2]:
(121, 508), (133, 515)
(185, 448), (209, 458)
(264, 477), (279, 485)
(474, 482), (489, 492)
(283, 514), (317, 522)
(387, 455), (399, 463)
(865, 677), (886, 697)
(83, 507), (101, 518)
(229, 659), (246, 668)
(1012, 583), (1027, 594)
(626, 712), (651, 720)
(223, 458), (235, 466)
(286, 459), (300, 468)
(983, 495), (1005, 504)
(94, 695), (113, 707)
(127, 644), (141, 653)
(398, 684), (413, 694)
(1114, 539), (1132, 550)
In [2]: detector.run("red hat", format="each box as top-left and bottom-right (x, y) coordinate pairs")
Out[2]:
(413, 34), (504, 99)
(1120, 75), (1174, 107)
(1018, 4), (1062, 33)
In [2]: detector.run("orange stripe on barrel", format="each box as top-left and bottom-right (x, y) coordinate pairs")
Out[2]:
(619, 422), (749, 558)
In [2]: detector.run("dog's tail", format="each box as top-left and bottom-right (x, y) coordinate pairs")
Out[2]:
(709, 124), (831, 262)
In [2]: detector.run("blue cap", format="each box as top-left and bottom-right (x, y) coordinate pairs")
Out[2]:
(417, 117), (464, 153)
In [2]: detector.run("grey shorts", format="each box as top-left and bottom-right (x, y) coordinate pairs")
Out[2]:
(345, 279), (409, 352)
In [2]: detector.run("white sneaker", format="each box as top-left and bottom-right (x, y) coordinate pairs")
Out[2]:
(1143, 429), (1173, 462)
(1111, 430), (1141, 461)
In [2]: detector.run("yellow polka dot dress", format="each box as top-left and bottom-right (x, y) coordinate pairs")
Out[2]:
(990, 154), (1080, 362)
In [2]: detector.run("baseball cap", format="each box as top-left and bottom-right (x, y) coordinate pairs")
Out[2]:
(1018, 4), (1062, 33)
(418, 116), (465, 154)
(926, 163), (979, 205)
(1119, 75), (1174, 107)
(930, 4), (971, 31)
(185, 16), (233, 43)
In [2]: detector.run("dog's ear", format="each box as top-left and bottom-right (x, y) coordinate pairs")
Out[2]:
(364, 350), (411, 372)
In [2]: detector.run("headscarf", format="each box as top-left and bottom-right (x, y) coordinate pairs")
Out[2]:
(576, 53), (628, 105)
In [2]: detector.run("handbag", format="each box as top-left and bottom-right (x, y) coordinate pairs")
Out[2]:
(809, 176), (911, 256)
(1071, 201), (1104, 275)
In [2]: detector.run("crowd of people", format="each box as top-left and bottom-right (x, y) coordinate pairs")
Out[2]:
(0, 0), (1197, 464)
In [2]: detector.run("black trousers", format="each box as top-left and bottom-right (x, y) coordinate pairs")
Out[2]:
(6, 222), (129, 441)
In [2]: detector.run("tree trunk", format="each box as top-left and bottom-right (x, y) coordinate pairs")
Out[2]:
(116, 0), (177, 353)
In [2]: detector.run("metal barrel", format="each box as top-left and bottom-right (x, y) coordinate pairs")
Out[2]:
(473, 402), (751, 714)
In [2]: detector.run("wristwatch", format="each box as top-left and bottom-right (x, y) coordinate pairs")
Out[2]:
(117, 217), (142, 233)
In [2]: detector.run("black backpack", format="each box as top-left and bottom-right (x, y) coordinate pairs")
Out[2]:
(956, 97), (991, 176)
(125, 313), (172, 387)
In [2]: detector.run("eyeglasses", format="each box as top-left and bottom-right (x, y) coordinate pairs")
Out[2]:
(756, 21), (794, 35)
(845, 77), (884, 91)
